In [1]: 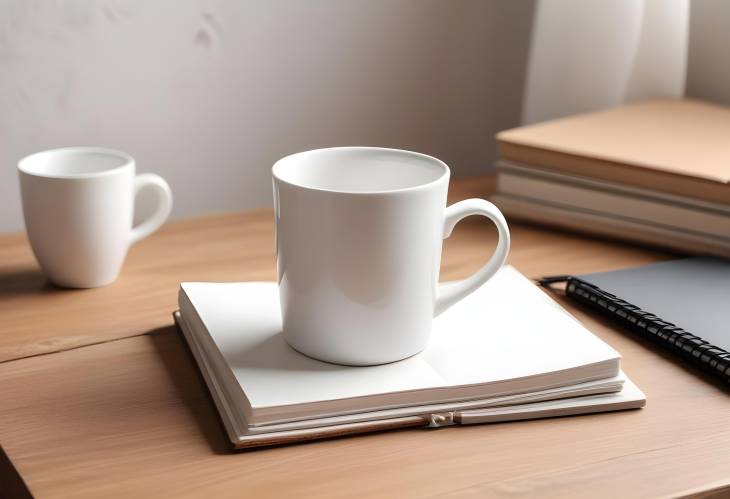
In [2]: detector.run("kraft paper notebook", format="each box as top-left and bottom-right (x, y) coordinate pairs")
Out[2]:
(174, 266), (645, 449)
(492, 99), (730, 256)
(496, 99), (730, 203)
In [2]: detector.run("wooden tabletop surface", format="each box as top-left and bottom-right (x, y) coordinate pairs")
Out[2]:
(1, 176), (729, 498)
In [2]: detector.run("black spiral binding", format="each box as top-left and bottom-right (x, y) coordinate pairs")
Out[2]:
(538, 276), (730, 384)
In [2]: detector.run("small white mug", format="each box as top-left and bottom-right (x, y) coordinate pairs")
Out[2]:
(273, 147), (510, 365)
(18, 147), (173, 288)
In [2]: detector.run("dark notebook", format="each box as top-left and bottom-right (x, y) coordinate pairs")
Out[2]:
(540, 258), (730, 384)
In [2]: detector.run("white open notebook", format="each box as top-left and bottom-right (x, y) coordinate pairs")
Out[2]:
(176, 266), (645, 449)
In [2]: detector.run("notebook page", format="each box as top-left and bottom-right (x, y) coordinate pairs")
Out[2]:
(422, 266), (620, 385)
(181, 282), (445, 410)
(181, 266), (619, 413)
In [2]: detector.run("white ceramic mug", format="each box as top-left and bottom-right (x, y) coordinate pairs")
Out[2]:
(272, 147), (510, 365)
(18, 147), (173, 288)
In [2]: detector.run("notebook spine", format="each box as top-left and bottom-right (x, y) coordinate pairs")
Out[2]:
(565, 278), (730, 384)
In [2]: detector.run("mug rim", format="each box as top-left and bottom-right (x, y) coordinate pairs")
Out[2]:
(18, 146), (134, 180)
(272, 146), (450, 195)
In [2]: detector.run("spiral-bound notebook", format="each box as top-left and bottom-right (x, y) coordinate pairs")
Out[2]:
(540, 257), (730, 384)
(175, 266), (644, 449)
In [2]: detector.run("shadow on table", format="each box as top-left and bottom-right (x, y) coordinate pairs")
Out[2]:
(0, 445), (33, 499)
(148, 325), (232, 455)
(0, 267), (90, 297)
(146, 323), (442, 454)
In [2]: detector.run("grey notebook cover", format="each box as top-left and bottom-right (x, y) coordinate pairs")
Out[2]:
(579, 258), (730, 352)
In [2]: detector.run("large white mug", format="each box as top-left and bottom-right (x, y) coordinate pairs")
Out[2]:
(18, 147), (172, 288)
(272, 147), (510, 365)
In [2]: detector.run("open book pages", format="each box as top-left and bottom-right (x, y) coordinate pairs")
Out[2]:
(178, 266), (630, 431)
(177, 309), (643, 449)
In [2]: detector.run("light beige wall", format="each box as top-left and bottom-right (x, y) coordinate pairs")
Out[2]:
(522, 0), (688, 125)
(0, 0), (534, 233)
(686, 0), (730, 106)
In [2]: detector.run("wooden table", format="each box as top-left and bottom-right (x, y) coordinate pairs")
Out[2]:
(1, 176), (729, 498)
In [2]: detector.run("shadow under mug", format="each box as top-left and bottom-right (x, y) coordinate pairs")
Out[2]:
(18, 147), (172, 288)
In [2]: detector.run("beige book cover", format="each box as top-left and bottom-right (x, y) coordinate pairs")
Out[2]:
(497, 99), (730, 203)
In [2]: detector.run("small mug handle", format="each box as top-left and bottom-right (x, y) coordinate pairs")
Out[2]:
(129, 173), (173, 245)
(434, 198), (510, 316)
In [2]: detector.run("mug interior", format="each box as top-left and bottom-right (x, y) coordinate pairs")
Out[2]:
(18, 147), (132, 179)
(273, 147), (448, 194)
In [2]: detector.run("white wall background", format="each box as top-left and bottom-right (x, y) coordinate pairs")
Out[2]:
(687, 0), (730, 106)
(522, 0), (689, 124)
(3, 0), (726, 235)
(519, 0), (730, 124)
(0, 0), (534, 233)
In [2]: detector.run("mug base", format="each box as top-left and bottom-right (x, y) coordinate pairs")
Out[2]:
(284, 337), (426, 367)
(46, 273), (120, 289)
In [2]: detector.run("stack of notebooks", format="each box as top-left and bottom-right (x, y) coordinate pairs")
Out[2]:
(175, 266), (645, 449)
(493, 99), (730, 257)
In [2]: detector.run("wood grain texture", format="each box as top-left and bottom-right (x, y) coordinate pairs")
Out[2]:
(2, 175), (728, 498)
(1, 320), (729, 498)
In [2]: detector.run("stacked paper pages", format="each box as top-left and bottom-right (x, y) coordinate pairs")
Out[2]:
(175, 266), (644, 449)
(493, 99), (730, 257)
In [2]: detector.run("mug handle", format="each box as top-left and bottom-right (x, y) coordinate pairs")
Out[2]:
(129, 173), (173, 245)
(434, 198), (510, 316)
